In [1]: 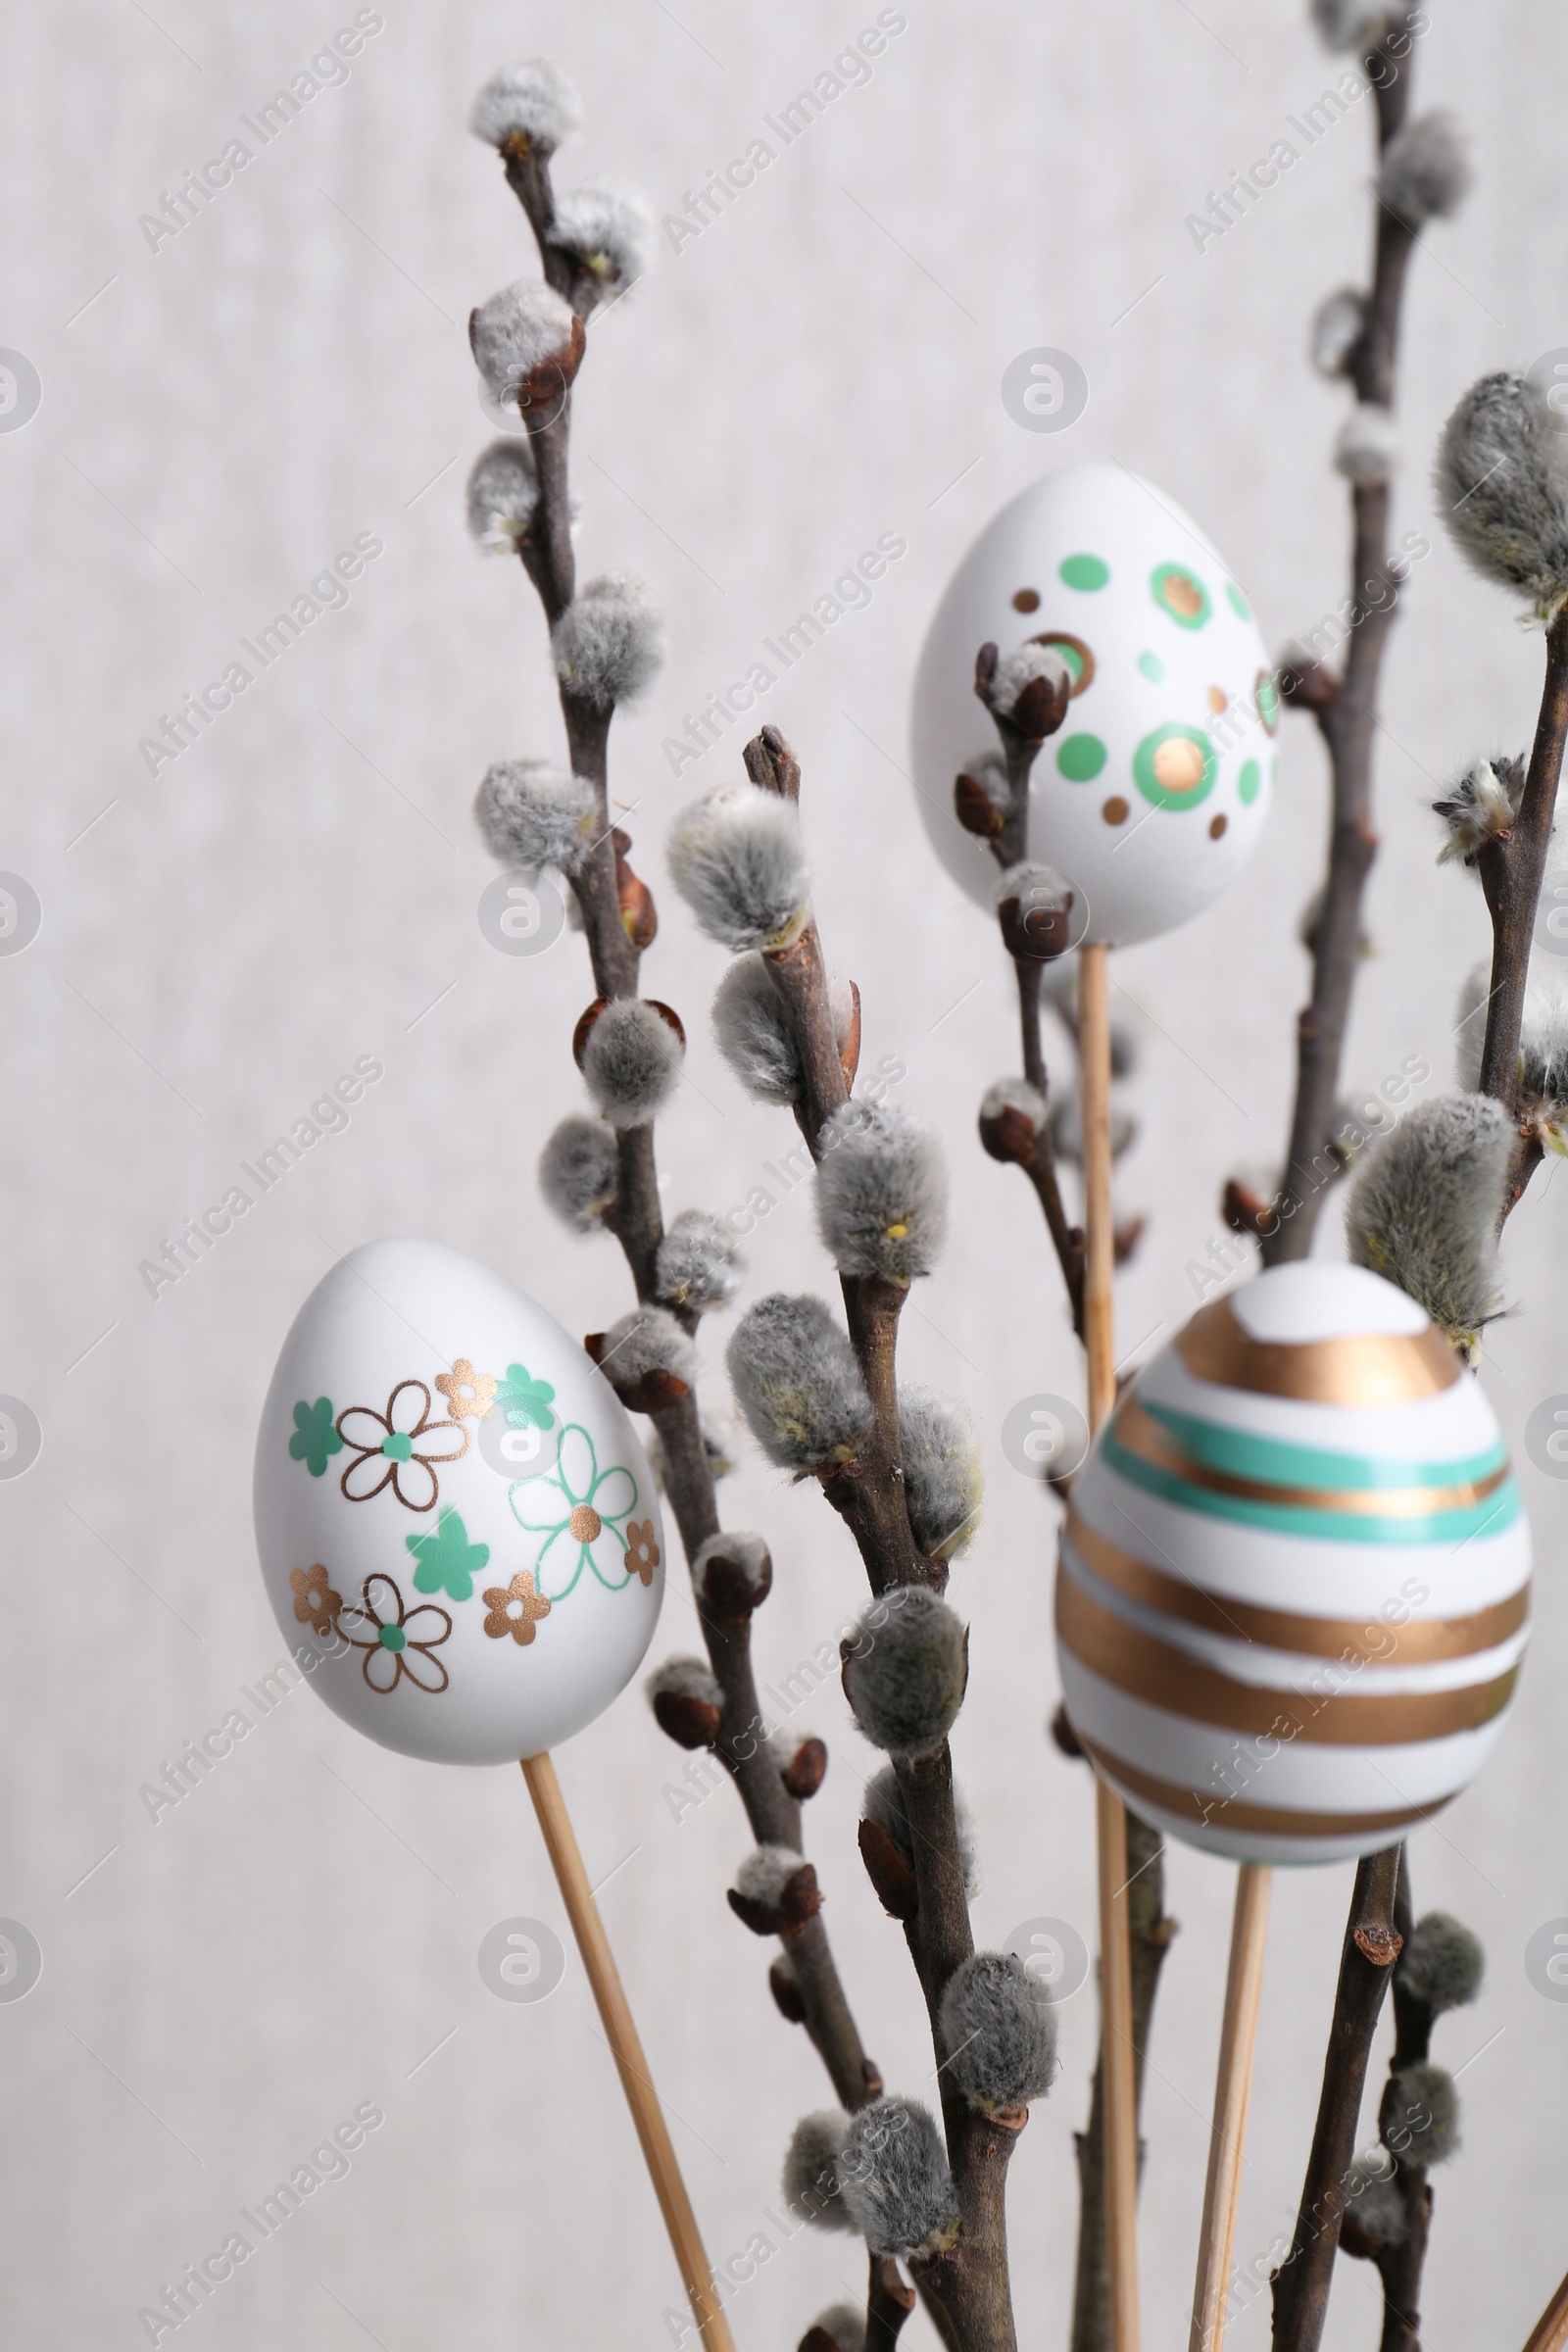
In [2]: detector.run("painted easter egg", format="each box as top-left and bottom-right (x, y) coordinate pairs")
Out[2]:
(911, 462), (1276, 945)
(254, 1238), (664, 1766)
(1055, 1263), (1529, 1865)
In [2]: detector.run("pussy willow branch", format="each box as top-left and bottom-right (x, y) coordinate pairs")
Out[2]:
(750, 728), (1021, 2352)
(970, 690), (1170, 2352)
(1263, 5), (1422, 1263)
(494, 151), (874, 2116)
(1068, 1811), (1177, 2352)
(1271, 1842), (1404, 2352)
(1360, 1867), (1434, 2352)
(1476, 605), (1568, 1217)
(978, 715), (1085, 1329)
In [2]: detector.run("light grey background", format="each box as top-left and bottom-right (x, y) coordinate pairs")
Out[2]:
(4, 1), (1566, 2346)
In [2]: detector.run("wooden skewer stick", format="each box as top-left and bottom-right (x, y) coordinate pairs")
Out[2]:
(1523, 2268), (1568, 2352)
(1079, 938), (1140, 2352)
(521, 1752), (736, 2352)
(1188, 1863), (1273, 2352)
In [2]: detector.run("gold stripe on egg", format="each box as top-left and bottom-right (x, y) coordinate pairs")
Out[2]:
(1065, 1511), (1530, 1664)
(1072, 1731), (1452, 1842)
(1054, 1572), (1519, 1744)
(1110, 1396), (1513, 1519)
(1175, 1293), (1463, 1404)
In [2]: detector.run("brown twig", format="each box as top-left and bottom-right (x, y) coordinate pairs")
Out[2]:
(1270, 1844), (1404, 2351)
(753, 725), (1022, 2350)
(1263, 9), (1423, 1264)
(1475, 605), (1568, 1217)
(488, 144), (874, 2119)
(1362, 1868), (1435, 2352)
(1069, 1811), (1178, 2352)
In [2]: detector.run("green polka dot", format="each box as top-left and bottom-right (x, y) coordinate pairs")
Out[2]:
(1133, 723), (1217, 810)
(378, 1623), (407, 1652)
(1151, 563), (1212, 630)
(381, 1431), (414, 1461)
(1255, 671), (1281, 734)
(1059, 553), (1109, 592)
(1225, 582), (1250, 619)
(1238, 759), (1261, 806)
(1052, 641), (1086, 685)
(1057, 733), (1107, 783)
(1137, 650), (1164, 682)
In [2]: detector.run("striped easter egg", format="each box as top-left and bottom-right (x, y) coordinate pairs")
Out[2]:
(1055, 1262), (1530, 1865)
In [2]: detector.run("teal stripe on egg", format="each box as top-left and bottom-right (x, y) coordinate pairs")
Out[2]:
(1099, 1429), (1521, 1546)
(1138, 1399), (1508, 1494)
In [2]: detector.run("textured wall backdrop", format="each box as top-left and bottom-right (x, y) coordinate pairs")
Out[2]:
(5, 1), (1567, 2346)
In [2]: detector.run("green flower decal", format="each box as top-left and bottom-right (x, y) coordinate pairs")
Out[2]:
(495, 1363), (557, 1431)
(405, 1505), (490, 1601)
(289, 1397), (344, 1478)
(511, 1424), (638, 1601)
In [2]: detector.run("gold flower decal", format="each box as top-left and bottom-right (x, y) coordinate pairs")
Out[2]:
(289, 1562), (342, 1637)
(623, 1519), (661, 1586)
(435, 1357), (498, 1423)
(338, 1573), (453, 1693)
(335, 1381), (469, 1514)
(482, 1570), (552, 1646)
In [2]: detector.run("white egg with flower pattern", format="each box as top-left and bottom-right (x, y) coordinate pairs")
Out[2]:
(253, 1238), (664, 1765)
(911, 462), (1277, 945)
(1055, 1264), (1530, 1865)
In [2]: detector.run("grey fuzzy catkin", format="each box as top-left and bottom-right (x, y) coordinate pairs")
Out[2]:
(844, 1587), (967, 1758)
(1435, 372), (1568, 616)
(1458, 960), (1568, 1101)
(645, 1654), (722, 1710)
(1049, 1092), (1137, 1166)
(899, 1386), (983, 1561)
(710, 955), (854, 1105)
(470, 278), (578, 405)
(807, 2309), (865, 2352)
(539, 1115), (618, 1231)
(1345, 2152), (1407, 2249)
(979, 642), (1070, 723)
(1311, 286), (1366, 378)
(1310, 0), (1392, 50)
(667, 786), (811, 954)
(726, 1294), (873, 1471)
(548, 177), (656, 291)
(1345, 1094), (1511, 1346)
(1380, 109), (1470, 228)
(782, 2111), (858, 2232)
(469, 59), (582, 153)
(1434, 756), (1525, 866)
(1385, 2063), (1461, 2167)
(981, 1076), (1046, 1133)
(552, 573), (664, 709)
(959, 746), (1011, 817)
(655, 1208), (744, 1314)
(862, 1763), (979, 1895)
(595, 1305), (697, 1393)
(939, 1952), (1059, 2113)
(580, 1000), (685, 1128)
(1401, 1912), (1485, 2012)
(995, 859), (1073, 917)
(815, 1101), (949, 1285)
(466, 440), (537, 553)
(474, 758), (596, 872)
(1336, 403), (1397, 486)
(837, 2098), (959, 2259)
(735, 1844), (806, 1908)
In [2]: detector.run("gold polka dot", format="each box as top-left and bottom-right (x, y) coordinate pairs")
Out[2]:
(1209, 812), (1228, 840)
(1152, 737), (1208, 795)
(568, 1504), (603, 1543)
(1207, 685), (1227, 714)
(1102, 796), (1130, 826)
(1012, 588), (1041, 613)
(1165, 571), (1204, 618)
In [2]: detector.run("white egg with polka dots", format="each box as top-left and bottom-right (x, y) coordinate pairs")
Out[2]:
(911, 463), (1277, 946)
